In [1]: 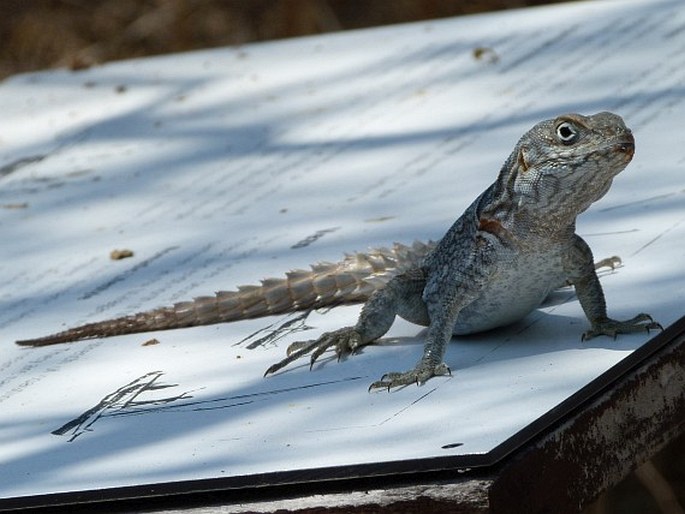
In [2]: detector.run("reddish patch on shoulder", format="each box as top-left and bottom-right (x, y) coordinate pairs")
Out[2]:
(478, 217), (513, 243)
(479, 218), (503, 234)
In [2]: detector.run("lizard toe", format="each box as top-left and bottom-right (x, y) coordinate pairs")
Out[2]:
(368, 361), (450, 391)
(582, 313), (663, 341)
(266, 327), (367, 376)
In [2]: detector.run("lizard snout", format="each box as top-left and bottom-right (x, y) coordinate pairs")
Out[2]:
(617, 142), (635, 158)
(615, 133), (635, 158)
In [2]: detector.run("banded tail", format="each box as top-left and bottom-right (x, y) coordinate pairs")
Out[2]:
(16, 241), (435, 347)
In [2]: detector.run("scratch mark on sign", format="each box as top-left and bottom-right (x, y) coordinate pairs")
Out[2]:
(52, 371), (189, 441)
(53, 371), (363, 441)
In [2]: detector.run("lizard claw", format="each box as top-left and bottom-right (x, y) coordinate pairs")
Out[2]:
(368, 362), (451, 392)
(264, 327), (365, 376)
(308, 327), (364, 367)
(581, 313), (663, 341)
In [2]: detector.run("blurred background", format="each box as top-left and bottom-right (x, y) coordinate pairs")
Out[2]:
(1, 1), (683, 513)
(0, 0), (567, 79)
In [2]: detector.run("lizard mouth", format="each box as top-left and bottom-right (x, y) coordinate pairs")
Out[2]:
(617, 142), (635, 158)
(614, 132), (635, 158)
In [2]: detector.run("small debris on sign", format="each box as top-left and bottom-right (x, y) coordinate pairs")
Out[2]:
(472, 46), (499, 64)
(110, 249), (134, 260)
(142, 338), (160, 346)
(69, 56), (93, 71)
(1, 203), (28, 209)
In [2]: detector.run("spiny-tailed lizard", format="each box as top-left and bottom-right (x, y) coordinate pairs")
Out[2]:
(16, 112), (661, 390)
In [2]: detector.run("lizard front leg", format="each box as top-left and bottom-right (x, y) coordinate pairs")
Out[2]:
(367, 313), (454, 391)
(370, 238), (497, 391)
(564, 236), (661, 340)
(264, 269), (428, 376)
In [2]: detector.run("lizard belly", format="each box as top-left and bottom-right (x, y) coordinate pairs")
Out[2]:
(451, 255), (565, 335)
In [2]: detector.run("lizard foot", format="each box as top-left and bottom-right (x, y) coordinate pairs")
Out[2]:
(264, 327), (364, 376)
(582, 313), (663, 341)
(368, 362), (451, 392)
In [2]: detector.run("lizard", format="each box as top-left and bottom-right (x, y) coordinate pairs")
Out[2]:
(16, 112), (661, 390)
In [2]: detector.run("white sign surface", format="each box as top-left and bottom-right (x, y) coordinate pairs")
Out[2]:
(1, 0), (684, 502)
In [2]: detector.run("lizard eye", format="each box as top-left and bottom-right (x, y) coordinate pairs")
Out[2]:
(556, 121), (579, 144)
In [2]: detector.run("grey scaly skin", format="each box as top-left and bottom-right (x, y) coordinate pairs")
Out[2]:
(16, 112), (660, 390)
(266, 112), (661, 390)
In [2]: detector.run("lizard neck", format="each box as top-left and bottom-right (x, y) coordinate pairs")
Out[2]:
(479, 174), (578, 240)
(479, 204), (577, 246)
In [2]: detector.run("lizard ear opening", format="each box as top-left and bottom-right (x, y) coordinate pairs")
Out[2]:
(517, 147), (529, 173)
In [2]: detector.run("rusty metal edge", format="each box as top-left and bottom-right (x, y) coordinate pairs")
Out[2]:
(489, 314), (685, 514)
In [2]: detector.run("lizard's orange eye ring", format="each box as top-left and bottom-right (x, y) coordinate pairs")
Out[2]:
(556, 121), (579, 144)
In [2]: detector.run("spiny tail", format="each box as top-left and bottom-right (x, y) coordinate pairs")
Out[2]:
(16, 241), (435, 347)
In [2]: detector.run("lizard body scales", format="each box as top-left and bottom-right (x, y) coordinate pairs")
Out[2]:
(16, 112), (660, 389)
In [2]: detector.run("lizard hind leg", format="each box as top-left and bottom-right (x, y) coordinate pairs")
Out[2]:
(264, 269), (428, 377)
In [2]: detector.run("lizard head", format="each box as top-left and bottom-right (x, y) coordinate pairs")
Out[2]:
(505, 111), (634, 222)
